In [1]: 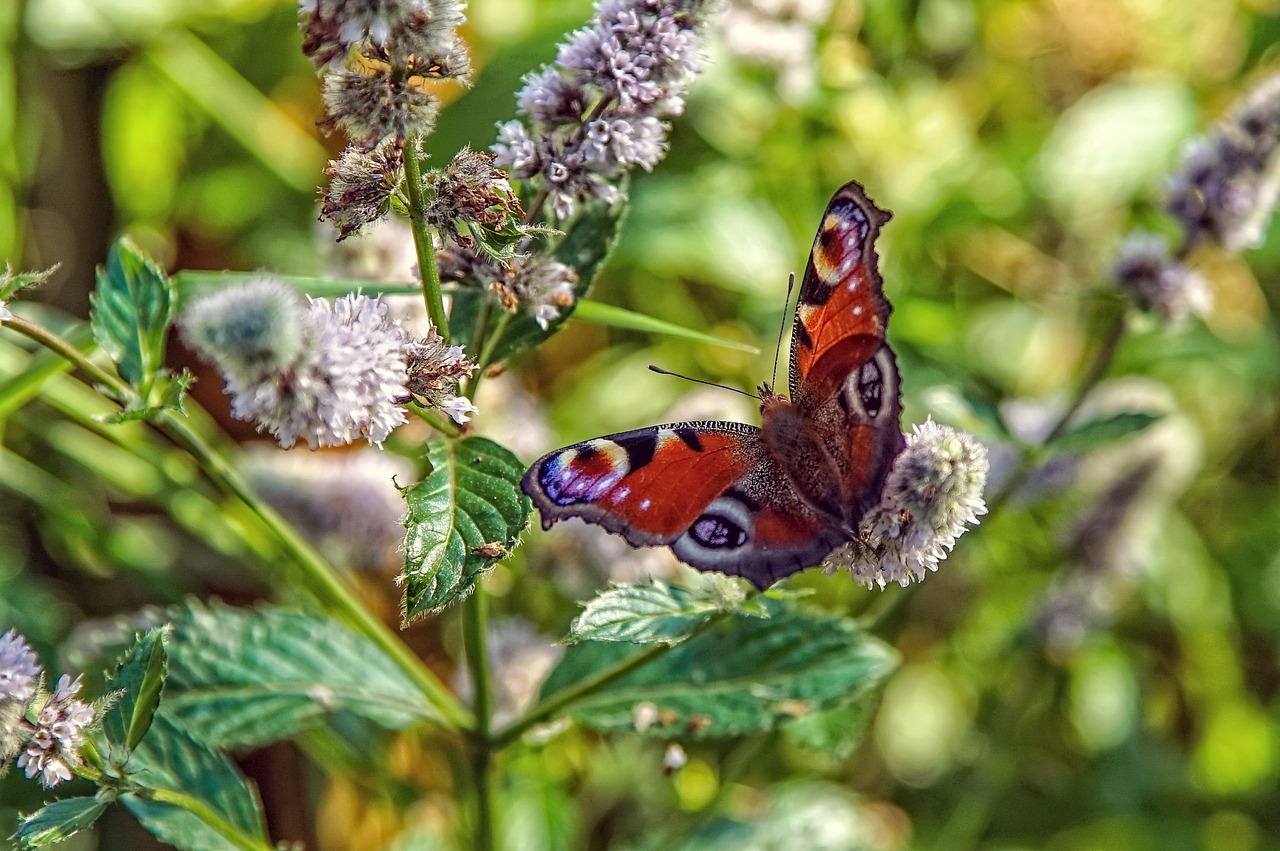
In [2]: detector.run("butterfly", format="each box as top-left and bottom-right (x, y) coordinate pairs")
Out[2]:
(520, 181), (904, 589)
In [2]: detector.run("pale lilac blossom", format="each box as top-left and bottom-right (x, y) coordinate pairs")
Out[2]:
(826, 420), (988, 589)
(15, 675), (94, 788)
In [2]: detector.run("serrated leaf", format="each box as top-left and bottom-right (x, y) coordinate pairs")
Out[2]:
(105, 371), (194, 423)
(102, 627), (169, 757)
(122, 714), (267, 851)
(400, 436), (530, 620)
(13, 796), (110, 848)
(450, 193), (627, 363)
(1055, 411), (1162, 452)
(540, 598), (897, 739)
(91, 237), (173, 389)
(160, 602), (440, 747)
(569, 582), (724, 645)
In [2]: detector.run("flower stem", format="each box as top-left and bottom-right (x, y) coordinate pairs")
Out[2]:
(403, 136), (450, 341)
(988, 310), (1129, 509)
(3, 316), (473, 732)
(464, 588), (496, 851)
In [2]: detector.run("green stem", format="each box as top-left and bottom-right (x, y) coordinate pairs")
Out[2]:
(409, 401), (462, 437)
(3, 317), (473, 732)
(491, 612), (727, 749)
(988, 310), (1129, 510)
(403, 137), (450, 340)
(141, 787), (277, 851)
(462, 298), (493, 399)
(464, 589), (496, 851)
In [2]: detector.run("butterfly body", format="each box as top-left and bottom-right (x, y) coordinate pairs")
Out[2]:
(522, 181), (904, 589)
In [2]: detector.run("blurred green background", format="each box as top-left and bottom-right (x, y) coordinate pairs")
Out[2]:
(3, 0), (1280, 848)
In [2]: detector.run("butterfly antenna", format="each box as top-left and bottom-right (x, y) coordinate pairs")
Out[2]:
(647, 366), (762, 401)
(770, 272), (797, 390)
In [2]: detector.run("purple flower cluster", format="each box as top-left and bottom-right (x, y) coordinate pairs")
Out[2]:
(492, 0), (711, 219)
(1166, 73), (1280, 253)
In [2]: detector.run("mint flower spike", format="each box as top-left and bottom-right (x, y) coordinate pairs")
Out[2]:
(16, 674), (95, 788)
(183, 282), (424, 448)
(1111, 232), (1212, 325)
(1166, 72), (1280, 253)
(0, 630), (41, 705)
(492, 0), (711, 220)
(825, 420), (990, 590)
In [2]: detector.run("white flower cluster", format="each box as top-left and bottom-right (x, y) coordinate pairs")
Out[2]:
(1, 630), (97, 789)
(183, 279), (477, 448)
(825, 420), (988, 589)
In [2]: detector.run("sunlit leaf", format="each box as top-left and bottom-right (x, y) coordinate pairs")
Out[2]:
(400, 436), (529, 621)
(540, 598), (897, 738)
(569, 582), (731, 645)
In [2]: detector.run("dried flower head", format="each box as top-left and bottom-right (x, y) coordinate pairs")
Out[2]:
(422, 148), (539, 260)
(320, 139), (404, 240)
(492, 0), (711, 220)
(1111, 233), (1212, 324)
(826, 420), (988, 589)
(1166, 73), (1280, 252)
(405, 323), (478, 423)
(300, 0), (469, 73)
(183, 283), (416, 448)
(437, 245), (579, 330)
(15, 674), (94, 788)
(321, 66), (440, 147)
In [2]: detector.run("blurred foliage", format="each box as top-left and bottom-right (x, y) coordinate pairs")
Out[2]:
(3, 0), (1280, 849)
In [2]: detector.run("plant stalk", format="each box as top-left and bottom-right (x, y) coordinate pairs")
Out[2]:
(403, 137), (451, 340)
(464, 588), (496, 851)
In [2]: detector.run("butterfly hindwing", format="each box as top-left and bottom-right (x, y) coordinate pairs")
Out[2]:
(521, 422), (844, 589)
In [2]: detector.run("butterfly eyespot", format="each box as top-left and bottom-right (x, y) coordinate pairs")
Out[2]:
(690, 513), (748, 549)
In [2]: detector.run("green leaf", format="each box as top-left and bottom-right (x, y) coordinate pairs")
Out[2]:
(569, 582), (728, 645)
(102, 627), (169, 757)
(781, 697), (875, 761)
(1055, 411), (1163, 452)
(572, 300), (759, 353)
(400, 436), (530, 621)
(160, 602), (441, 747)
(540, 598), (898, 739)
(450, 192), (628, 363)
(122, 714), (268, 851)
(13, 796), (110, 848)
(105, 370), (194, 422)
(91, 237), (174, 390)
(0, 262), (60, 302)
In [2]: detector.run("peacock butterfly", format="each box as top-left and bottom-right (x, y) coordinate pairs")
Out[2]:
(520, 181), (904, 589)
